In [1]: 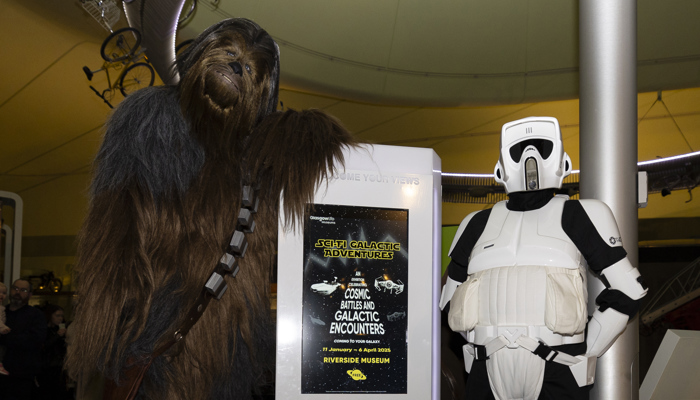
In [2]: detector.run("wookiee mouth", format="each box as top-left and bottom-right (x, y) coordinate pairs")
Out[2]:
(203, 66), (242, 109)
(217, 71), (239, 91)
(210, 66), (240, 92)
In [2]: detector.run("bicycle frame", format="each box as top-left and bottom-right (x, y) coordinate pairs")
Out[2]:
(84, 48), (149, 108)
(27, 271), (63, 293)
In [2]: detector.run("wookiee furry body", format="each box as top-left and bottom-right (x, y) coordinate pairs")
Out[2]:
(65, 19), (356, 399)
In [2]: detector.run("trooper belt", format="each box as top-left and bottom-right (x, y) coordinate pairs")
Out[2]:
(468, 333), (581, 366)
(468, 325), (584, 347)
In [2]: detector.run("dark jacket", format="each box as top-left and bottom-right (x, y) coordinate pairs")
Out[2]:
(0, 304), (47, 377)
(41, 325), (67, 369)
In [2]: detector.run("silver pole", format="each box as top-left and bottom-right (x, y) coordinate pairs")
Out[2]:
(579, 1), (639, 400)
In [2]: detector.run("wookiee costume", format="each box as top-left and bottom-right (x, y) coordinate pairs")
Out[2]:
(441, 117), (647, 400)
(65, 18), (356, 400)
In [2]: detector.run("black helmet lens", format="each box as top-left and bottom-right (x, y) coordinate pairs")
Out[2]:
(509, 139), (554, 163)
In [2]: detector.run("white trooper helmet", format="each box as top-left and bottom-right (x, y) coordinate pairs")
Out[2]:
(494, 116), (572, 193)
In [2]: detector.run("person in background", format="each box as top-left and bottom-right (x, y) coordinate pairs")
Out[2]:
(0, 279), (46, 399)
(35, 304), (69, 399)
(0, 281), (10, 375)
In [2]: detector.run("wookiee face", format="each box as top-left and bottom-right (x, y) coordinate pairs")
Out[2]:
(177, 19), (280, 135)
(200, 35), (265, 110)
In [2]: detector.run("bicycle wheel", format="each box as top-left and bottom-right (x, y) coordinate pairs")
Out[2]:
(101, 27), (142, 62)
(119, 62), (155, 96)
(50, 278), (63, 293)
(28, 276), (43, 291)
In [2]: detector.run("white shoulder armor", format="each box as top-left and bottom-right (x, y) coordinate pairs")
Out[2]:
(442, 210), (484, 311)
(578, 200), (647, 300)
(578, 199), (624, 248)
(440, 277), (461, 310)
(448, 210), (482, 256)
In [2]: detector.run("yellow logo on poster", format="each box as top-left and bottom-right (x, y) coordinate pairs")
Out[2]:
(347, 369), (366, 380)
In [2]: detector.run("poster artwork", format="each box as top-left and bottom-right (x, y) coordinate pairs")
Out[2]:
(301, 204), (409, 394)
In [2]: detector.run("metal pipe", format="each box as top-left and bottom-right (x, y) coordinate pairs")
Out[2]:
(579, 1), (639, 399)
(123, 0), (186, 85)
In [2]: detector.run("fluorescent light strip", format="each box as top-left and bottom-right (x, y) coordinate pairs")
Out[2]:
(442, 172), (494, 178)
(443, 151), (700, 178)
(443, 171), (581, 178)
(637, 150), (700, 166)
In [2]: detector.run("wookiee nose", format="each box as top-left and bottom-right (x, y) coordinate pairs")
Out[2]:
(229, 62), (243, 76)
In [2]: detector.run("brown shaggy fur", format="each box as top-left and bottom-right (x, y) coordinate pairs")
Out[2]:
(65, 18), (356, 400)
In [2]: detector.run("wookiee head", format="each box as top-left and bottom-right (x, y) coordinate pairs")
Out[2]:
(177, 18), (280, 147)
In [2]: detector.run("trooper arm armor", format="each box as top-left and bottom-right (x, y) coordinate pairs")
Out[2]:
(562, 199), (648, 358)
(440, 209), (492, 311)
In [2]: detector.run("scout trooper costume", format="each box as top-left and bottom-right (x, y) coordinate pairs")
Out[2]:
(440, 117), (647, 400)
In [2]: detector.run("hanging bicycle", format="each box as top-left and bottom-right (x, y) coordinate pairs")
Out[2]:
(27, 271), (63, 293)
(82, 27), (155, 108)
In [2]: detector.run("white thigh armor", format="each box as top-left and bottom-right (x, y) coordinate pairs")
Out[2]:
(487, 348), (546, 400)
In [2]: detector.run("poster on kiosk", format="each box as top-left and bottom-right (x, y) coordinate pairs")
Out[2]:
(276, 144), (442, 399)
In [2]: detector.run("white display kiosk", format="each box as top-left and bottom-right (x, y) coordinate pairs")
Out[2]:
(640, 329), (700, 400)
(0, 191), (23, 285)
(276, 145), (442, 399)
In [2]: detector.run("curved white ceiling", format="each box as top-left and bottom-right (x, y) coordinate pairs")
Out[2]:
(165, 0), (700, 106)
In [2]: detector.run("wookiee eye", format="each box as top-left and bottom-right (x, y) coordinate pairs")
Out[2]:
(245, 64), (252, 74)
(227, 51), (236, 57)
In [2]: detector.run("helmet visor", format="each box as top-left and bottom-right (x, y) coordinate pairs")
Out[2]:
(508, 139), (554, 163)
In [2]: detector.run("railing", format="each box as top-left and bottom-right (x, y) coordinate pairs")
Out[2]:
(640, 256), (700, 326)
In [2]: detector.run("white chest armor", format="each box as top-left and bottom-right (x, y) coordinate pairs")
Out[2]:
(455, 196), (588, 346)
(469, 196), (584, 273)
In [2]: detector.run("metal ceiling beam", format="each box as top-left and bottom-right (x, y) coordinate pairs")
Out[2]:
(123, 0), (185, 85)
(640, 257), (700, 326)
